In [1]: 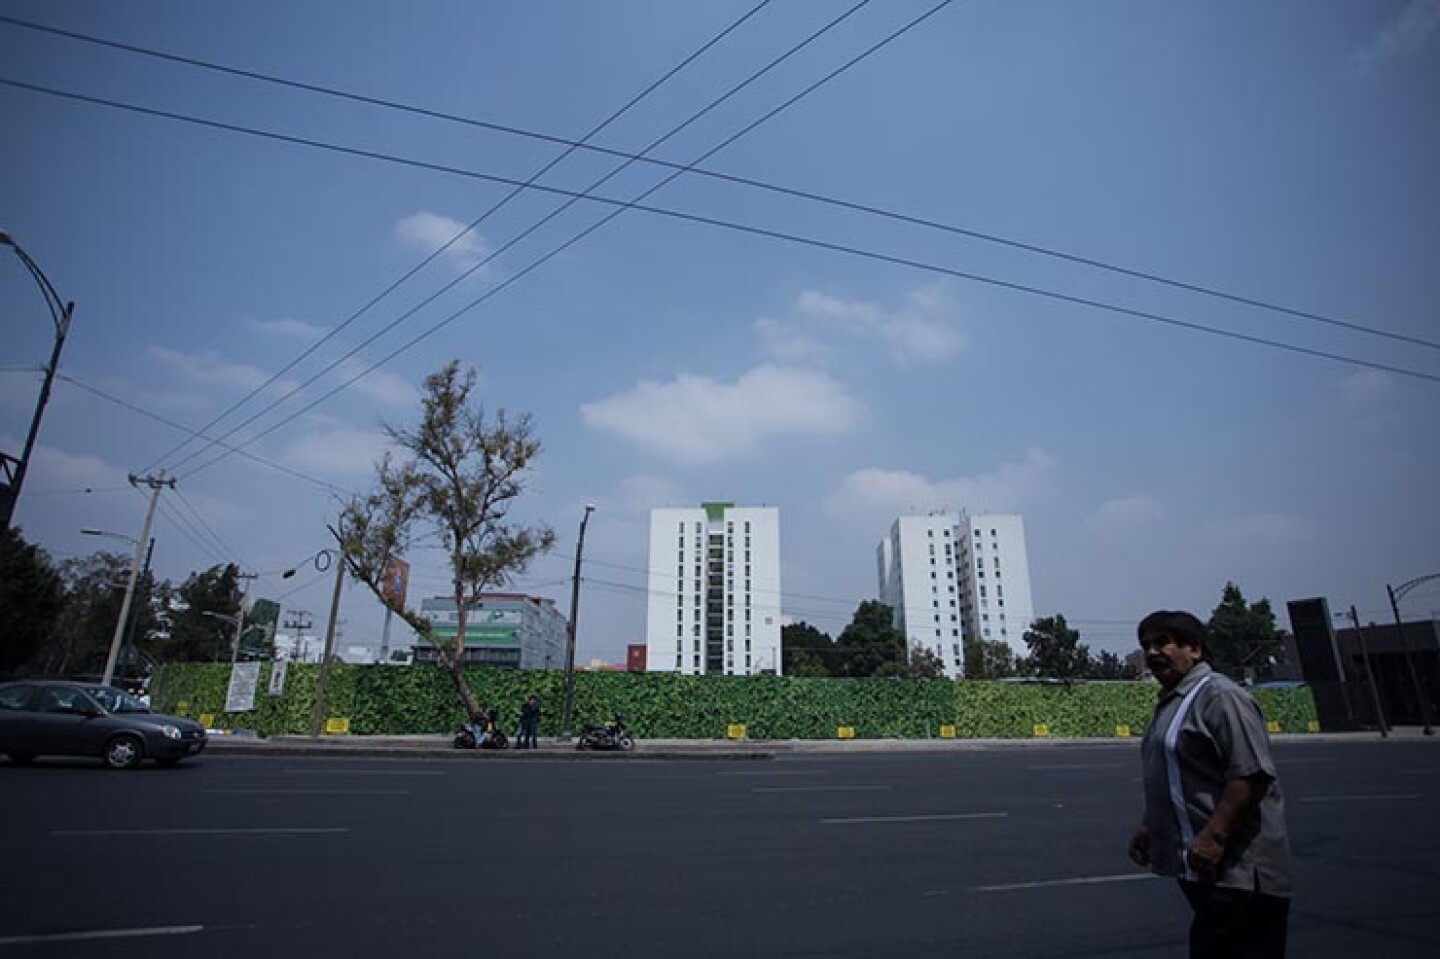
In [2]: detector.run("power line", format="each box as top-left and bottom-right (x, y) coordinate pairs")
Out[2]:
(134, 1), (774, 473)
(3, 11), (1430, 354)
(10, 77), (1437, 388)
(54, 373), (355, 495)
(169, 2), (953, 481)
(157, 0), (883, 479)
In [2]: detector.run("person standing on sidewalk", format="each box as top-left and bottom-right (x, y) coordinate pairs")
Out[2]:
(517, 694), (541, 750)
(1127, 609), (1293, 958)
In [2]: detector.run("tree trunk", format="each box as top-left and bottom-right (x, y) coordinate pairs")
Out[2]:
(447, 659), (479, 720)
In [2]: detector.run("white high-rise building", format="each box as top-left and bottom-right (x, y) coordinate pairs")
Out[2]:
(877, 511), (1035, 677)
(645, 503), (782, 676)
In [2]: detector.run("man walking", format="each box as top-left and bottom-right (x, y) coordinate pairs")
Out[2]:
(1128, 609), (1292, 958)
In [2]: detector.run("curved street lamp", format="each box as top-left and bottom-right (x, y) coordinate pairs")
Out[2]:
(1, 231), (75, 529)
(1387, 573), (1440, 736)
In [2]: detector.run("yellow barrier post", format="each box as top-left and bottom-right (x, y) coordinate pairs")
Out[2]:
(939, 724), (956, 739)
(325, 717), (350, 735)
(837, 726), (856, 739)
(1266, 720), (1281, 734)
(1032, 723), (1050, 738)
(1115, 724), (1132, 738)
(727, 724), (747, 740)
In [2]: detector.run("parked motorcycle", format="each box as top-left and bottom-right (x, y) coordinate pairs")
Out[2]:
(576, 713), (634, 751)
(453, 721), (508, 750)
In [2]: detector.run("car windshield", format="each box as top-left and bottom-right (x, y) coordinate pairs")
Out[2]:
(83, 685), (149, 713)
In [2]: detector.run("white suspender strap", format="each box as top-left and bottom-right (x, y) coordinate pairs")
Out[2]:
(1163, 673), (1213, 882)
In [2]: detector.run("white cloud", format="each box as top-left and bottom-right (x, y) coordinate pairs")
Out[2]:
(1351, 0), (1440, 74)
(1340, 368), (1393, 408)
(1082, 494), (1165, 536)
(278, 425), (392, 478)
(149, 346), (297, 395)
(580, 364), (865, 464)
(827, 448), (1058, 518)
(790, 285), (964, 364)
(395, 212), (490, 273)
(333, 360), (421, 408)
(616, 473), (688, 515)
(22, 442), (127, 494)
(752, 316), (833, 364)
(246, 318), (328, 341)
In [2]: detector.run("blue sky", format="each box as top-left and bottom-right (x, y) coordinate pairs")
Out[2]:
(4, 0), (1438, 664)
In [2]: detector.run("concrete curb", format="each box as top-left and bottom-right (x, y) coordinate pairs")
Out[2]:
(200, 729), (1433, 761)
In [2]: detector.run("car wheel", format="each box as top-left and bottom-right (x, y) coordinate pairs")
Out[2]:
(7, 752), (36, 765)
(103, 734), (144, 770)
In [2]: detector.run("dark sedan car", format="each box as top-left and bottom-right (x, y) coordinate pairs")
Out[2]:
(0, 680), (207, 769)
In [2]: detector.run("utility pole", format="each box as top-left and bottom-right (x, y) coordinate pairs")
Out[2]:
(102, 473), (172, 686)
(1346, 605), (1389, 738)
(560, 504), (596, 739)
(1387, 578), (1438, 736)
(310, 527), (347, 737)
(283, 611), (313, 661)
(118, 536), (155, 673)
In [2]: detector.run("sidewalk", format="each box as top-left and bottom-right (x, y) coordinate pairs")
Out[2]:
(201, 726), (1436, 761)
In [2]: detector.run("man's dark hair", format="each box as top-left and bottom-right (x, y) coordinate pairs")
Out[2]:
(1137, 610), (1207, 651)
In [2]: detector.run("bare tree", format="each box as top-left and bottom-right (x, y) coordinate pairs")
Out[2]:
(340, 362), (555, 718)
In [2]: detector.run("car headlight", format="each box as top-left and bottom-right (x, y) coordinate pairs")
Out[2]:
(158, 724), (182, 740)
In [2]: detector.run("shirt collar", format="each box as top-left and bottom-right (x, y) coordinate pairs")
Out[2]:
(1158, 660), (1213, 704)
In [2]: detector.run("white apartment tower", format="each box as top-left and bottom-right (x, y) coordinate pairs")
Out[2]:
(645, 503), (782, 676)
(877, 511), (1035, 678)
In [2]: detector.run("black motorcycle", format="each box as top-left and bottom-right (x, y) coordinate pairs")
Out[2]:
(453, 721), (508, 750)
(576, 713), (634, 751)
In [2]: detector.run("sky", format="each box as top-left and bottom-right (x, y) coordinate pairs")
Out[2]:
(4, 0), (1439, 666)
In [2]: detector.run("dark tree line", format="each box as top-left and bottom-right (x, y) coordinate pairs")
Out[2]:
(0, 525), (250, 681)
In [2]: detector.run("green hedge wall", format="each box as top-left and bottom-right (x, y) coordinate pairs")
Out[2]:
(149, 665), (1318, 740)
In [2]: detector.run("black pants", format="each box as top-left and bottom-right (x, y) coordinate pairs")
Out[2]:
(1179, 880), (1289, 959)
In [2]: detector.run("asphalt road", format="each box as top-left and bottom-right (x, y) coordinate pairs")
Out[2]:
(2, 741), (1438, 958)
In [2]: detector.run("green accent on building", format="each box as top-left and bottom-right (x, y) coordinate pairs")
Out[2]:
(702, 502), (734, 521)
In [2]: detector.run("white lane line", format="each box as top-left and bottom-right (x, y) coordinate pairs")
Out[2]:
(717, 770), (826, 777)
(279, 768), (447, 776)
(1299, 794), (1422, 803)
(823, 812), (1008, 825)
(202, 789), (410, 796)
(973, 873), (1158, 893)
(52, 827), (349, 837)
(0, 925), (204, 946)
(1027, 763), (1125, 771)
(753, 785), (892, 794)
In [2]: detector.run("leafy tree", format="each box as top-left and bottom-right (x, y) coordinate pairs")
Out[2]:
(162, 564), (244, 663)
(341, 361), (555, 719)
(1022, 614), (1092, 680)
(0, 527), (64, 676)
(876, 644), (948, 679)
(1086, 649), (1137, 680)
(782, 621), (835, 677)
(1206, 582), (1287, 680)
(833, 600), (908, 677)
(963, 637), (1019, 679)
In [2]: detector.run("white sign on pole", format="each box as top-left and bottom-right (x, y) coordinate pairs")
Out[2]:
(268, 659), (288, 696)
(225, 662), (262, 712)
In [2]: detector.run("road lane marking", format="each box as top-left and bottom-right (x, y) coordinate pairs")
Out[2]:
(822, 812), (1008, 825)
(753, 785), (891, 793)
(973, 873), (1158, 893)
(0, 925), (204, 946)
(717, 769), (826, 777)
(1299, 794), (1422, 803)
(278, 768), (447, 776)
(1027, 763), (1125, 771)
(51, 827), (349, 837)
(202, 789), (410, 795)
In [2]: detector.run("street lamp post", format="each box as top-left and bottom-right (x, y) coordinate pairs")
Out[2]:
(560, 504), (596, 740)
(1, 230), (74, 529)
(1387, 574), (1440, 736)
